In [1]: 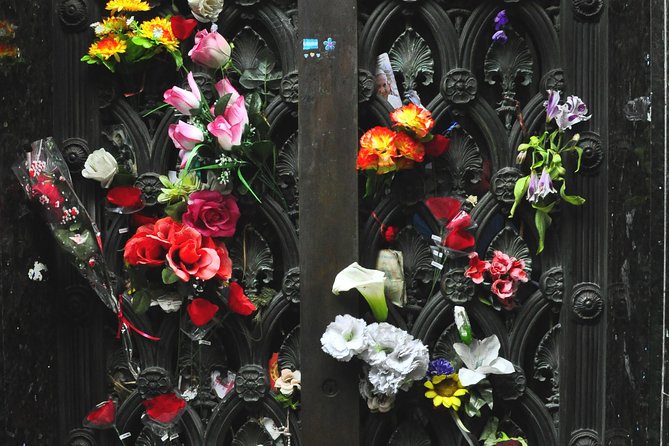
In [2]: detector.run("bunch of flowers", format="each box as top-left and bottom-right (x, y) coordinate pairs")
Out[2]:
(320, 314), (429, 412)
(510, 89), (589, 253)
(81, 0), (197, 72)
(464, 251), (528, 309)
(0, 19), (20, 72)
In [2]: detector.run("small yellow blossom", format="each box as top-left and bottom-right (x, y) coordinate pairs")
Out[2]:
(424, 373), (468, 410)
(105, 0), (151, 13)
(88, 35), (127, 61)
(139, 17), (179, 52)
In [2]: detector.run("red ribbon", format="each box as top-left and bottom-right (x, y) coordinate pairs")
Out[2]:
(116, 294), (160, 341)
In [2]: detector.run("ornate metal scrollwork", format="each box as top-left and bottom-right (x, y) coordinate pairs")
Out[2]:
(534, 324), (561, 421)
(578, 131), (604, 173)
(540, 267), (564, 304)
(61, 137), (90, 173)
(134, 173), (163, 206)
(282, 266), (300, 303)
(235, 364), (268, 402)
(277, 133), (299, 221)
(440, 265), (475, 304)
(58, 0), (88, 29)
(490, 167), (522, 207)
(280, 71), (299, 104)
(278, 326), (300, 371)
(231, 420), (274, 446)
(569, 428), (601, 446)
(387, 421), (432, 446)
(486, 226), (533, 276)
(229, 226), (274, 297)
(490, 364), (526, 400)
(441, 68), (477, 105)
(232, 27), (269, 73)
(389, 28), (434, 92)
(572, 0), (604, 20)
(137, 366), (172, 398)
(446, 9), (471, 35)
(444, 131), (483, 196)
(570, 283), (603, 322)
(484, 33), (533, 130)
(66, 428), (96, 446)
(358, 69), (375, 103)
(541, 69), (566, 93)
(394, 227), (432, 306)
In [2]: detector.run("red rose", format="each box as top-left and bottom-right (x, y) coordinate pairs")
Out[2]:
(491, 278), (516, 300)
(211, 239), (232, 281)
(124, 225), (167, 266)
(83, 399), (116, 429)
(383, 225), (398, 242)
(107, 186), (143, 208)
(31, 175), (64, 208)
(132, 213), (158, 228)
(490, 251), (513, 278)
(187, 298), (219, 326)
(151, 217), (182, 245)
(182, 191), (240, 238)
(425, 134), (450, 157)
(425, 197), (461, 223)
(166, 225), (221, 282)
(170, 15), (197, 40)
(509, 259), (528, 282)
(142, 393), (186, 425)
(228, 282), (256, 316)
(444, 230), (475, 251)
(464, 252), (490, 284)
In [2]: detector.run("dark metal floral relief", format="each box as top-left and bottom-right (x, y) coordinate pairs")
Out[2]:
(388, 28), (434, 92)
(442, 68), (477, 104)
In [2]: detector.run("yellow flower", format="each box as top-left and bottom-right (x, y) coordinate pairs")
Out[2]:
(424, 373), (468, 410)
(0, 42), (19, 58)
(139, 17), (179, 52)
(88, 35), (127, 61)
(94, 16), (130, 35)
(105, 0), (151, 13)
(390, 103), (435, 139)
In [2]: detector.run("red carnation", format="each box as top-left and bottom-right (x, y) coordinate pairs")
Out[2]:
(83, 399), (116, 429)
(228, 282), (256, 316)
(425, 134), (450, 157)
(143, 393), (187, 425)
(187, 298), (219, 327)
(170, 16), (197, 40)
(107, 186), (143, 208)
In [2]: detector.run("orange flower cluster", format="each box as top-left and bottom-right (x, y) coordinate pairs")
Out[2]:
(357, 104), (449, 174)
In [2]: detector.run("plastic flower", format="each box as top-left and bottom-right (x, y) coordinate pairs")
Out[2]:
(83, 399), (117, 429)
(164, 72), (202, 115)
(555, 95), (591, 130)
(544, 90), (561, 122)
(275, 369), (301, 396)
(357, 127), (397, 174)
(87, 35), (127, 61)
(320, 314), (367, 361)
(536, 168), (557, 199)
(105, 0), (150, 13)
(464, 252), (490, 284)
(390, 103), (435, 138)
(492, 30), (508, 43)
(81, 148), (118, 188)
(424, 373), (468, 410)
(494, 10), (508, 30)
(188, 0), (224, 22)
(453, 335), (514, 386)
(139, 17), (179, 52)
(157, 171), (201, 204)
(359, 378), (395, 413)
(393, 132), (424, 163)
(427, 358), (455, 377)
(94, 16), (130, 35)
(526, 170), (540, 203)
(332, 262), (388, 321)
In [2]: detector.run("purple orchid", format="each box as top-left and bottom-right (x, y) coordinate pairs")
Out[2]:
(494, 10), (509, 30)
(544, 90), (561, 122)
(536, 169), (557, 199)
(555, 95), (591, 130)
(526, 170), (539, 203)
(492, 30), (508, 43)
(427, 358), (455, 377)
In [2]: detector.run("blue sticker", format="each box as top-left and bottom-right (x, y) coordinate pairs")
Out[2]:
(303, 38), (319, 51)
(323, 37), (336, 51)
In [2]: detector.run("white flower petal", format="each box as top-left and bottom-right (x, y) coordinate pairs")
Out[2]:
(477, 335), (502, 366)
(332, 263), (388, 321)
(486, 357), (515, 375)
(458, 368), (487, 387)
(453, 341), (478, 370)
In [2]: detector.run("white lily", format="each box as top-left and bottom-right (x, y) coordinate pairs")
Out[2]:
(453, 334), (514, 386)
(332, 262), (388, 321)
(81, 148), (118, 188)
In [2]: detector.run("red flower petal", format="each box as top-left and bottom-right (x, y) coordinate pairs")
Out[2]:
(445, 210), (472, 232)
(170, 16), (198, 41)
(228, 282), (256, 316)
(143, 393), (187, 424)
(187, 298), (219, 327)
(107, 186), (143, 208)
(268, 352), (280, 388)
(424, 197), (461, 223)
(132, 213), (158, 228)
(83, 399), (116, 429)
(425, 134), (450, 157)
(383, 225), (398, 242)
(444, 230), (475, 251)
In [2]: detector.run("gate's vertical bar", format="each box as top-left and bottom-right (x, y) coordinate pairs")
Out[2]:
(298, 0), (360, 444)
(559, 0), (608, 444)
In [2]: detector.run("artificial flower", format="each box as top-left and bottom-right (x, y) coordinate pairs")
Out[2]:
(544, 90), (561, 122)
(87, 35), (127, 62)
(207, 95), (249, 150)
(535, 168), (557, 200)
(124, 225), (168, 266)
(227, 282), (256, 315)
(425, 134), (450, 157)
(168, 121), (205, 168)
(555, 95), (591, 130)
(132, 213), (158, 227)
(268, 352), (280, 388)
(491, 279), (515, 301)
(215, 78), (241, 104)
(427, 358), (455, 377)
(164, 72), (202, 116)
(142, 392), (187, 425)
(393, 131), (424, 162)
(107, 186), (143, 208)
(320, 314), (367, 361)
(509, 259), (528, 282)
(382, 225), (398, 242)
(188, 0), (225, 22)
(357, 127), (397, 173)
(213, 241), (233, 281)
(424, 373), (468, 410)
(360, 322), (408, 366)
(367, 365), (404, 396)
(189, 29), (231, 69)
(83, 399), (116, 429)
(526, 170), (539, 203)
(93, 16), (130, 36)
(465, 252), (489, 284)
(359, 379), (395, 413)
(31, 176), (64, 208)
(182, 190), (240, 238)
(453, 335), (514, 386)
(489, 251), (513, 278)
(105, 0), (150, 13)
(332, 262), (388, 321)
(390, 103), (435, 138)
(494, 10), (508, 30)
(81, 148), (118, 188)
(158, 171), (201, 204)
(275, 369), (301, 396)
(187, 298), (219, 326)
(138, 17), (179, 51)
(424, 197), (475, 251)
(492, 30), (508, 43)
(170, 16), (197, 40)
(166, 225), (221, 281)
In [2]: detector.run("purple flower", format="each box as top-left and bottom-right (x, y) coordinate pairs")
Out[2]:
(544, 90), (561, 122)
(494, 10), (509, 30)
(526, 170), (539, 203)
(492, 30), (508, 43)
(536, 169), (557, 199)
(427, 358), (455, 377)
(555, 95), (591, 130)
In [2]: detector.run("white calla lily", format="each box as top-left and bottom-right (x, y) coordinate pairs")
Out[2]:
(332, 262), (388, 321)
(453, 334), (515, 387)
(81, 148), (118, 188)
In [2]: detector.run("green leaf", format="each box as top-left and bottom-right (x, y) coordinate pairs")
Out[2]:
(161, 268), (179, 285)
(237, 168), (262, 203)
(249, 113), (270, 140)
(214, 93), (233, 116)
(534, 209), (552, 254)
(131, 36), (154, 48)
(170, 49), (183, 69)
(479, 417), (500, 446)
(164, 200), (187, 222)
(574, 146), (583, 172)
(246, 92), (263, 115)
(559, 181), (586, 205)
(131, 289), (152, 314)
(123, 40), (146, 62)
(249, 140), (275, 163)
(509, 176), (530, 217)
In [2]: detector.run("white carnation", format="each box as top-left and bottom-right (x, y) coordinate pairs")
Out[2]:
(320, 314), (367, 361)
(360, 322), (408, 366)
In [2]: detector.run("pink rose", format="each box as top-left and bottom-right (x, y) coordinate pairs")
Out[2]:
(207, 95), (249, 150)
(168, 121), (205, 168)
(215, 78), (240, 104)
(489, 251), (513, 278)
(188, 29), (231, 69)
(182, 190), (240, 238)
(163, 72), (202, 115)
(464, 252), (490, 284)
(509, 259), (528, 282)
(491, 278), (515, 299)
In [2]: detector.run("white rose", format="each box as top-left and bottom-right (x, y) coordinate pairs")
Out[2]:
(274, 369), (301, 396)
(81, 148), (118, 188)
(188, 0), (224, 23)
(320, 314), (367, 361)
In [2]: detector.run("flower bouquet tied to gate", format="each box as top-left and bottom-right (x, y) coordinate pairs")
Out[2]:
(510, 89), (590, 253)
